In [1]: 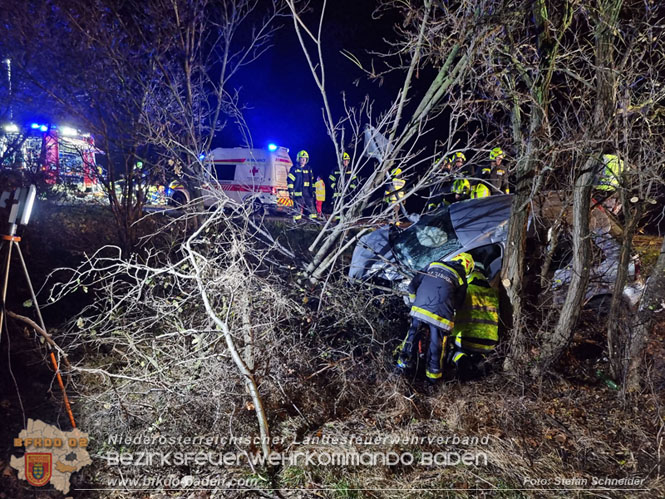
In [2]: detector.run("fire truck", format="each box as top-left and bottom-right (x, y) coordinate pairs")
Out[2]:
(1, 123), (101, 190)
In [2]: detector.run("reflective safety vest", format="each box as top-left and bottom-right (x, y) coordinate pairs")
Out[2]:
(314, 179), (326, 201)
(471, 182), (491, 199)
(147, 185), (167, 205)
(596, 154), (624, 191)
(385, 175), (406, 203)
(287, 165), (315, 198)
(328, 169), (358, 198)
(452, 271), (499, 354)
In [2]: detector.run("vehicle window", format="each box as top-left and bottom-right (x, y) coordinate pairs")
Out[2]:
(212, 164), (236, 181)
(392, 209), (462, 271)
(468, 244), (502, 272)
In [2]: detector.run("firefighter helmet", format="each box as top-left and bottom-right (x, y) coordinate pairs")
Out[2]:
(450, 252), (475, 276)
(342, 152), (350, 161)
(489, 147), (504, 161)
(446, 152), (466, 164)
(391, 167), (402, 176)
(297, 150), (309, 160)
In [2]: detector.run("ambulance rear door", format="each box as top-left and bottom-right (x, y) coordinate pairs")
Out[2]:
(270, 146), (293, 212)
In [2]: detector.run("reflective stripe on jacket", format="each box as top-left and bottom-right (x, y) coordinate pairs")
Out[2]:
(408, 261), (467, 331)
(452, 272), (499, 353)
(287, 165), (315, 198)
(328, 169), (358, 198)
(385, 176), (406, 203)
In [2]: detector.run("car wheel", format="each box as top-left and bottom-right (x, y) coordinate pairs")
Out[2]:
(171, 191), (187, 206)
(252, 200), (265, 215)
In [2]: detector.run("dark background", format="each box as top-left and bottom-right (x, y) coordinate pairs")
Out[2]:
(226, 1), (403, 178)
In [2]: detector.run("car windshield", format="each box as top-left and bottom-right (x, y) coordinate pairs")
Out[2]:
(392, 207), (462, 272)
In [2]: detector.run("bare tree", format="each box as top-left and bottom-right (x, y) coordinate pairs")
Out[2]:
(1, 0), (282, 252)
(284, 0), (487, 285)
(285, 0), (665, 387)
(48, 198), (297, 461)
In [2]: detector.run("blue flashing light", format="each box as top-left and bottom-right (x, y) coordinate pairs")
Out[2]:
(39, 125), (48, 132)
(198, 153), (206, 161)
(31, 123), (40, 129)
(268, 143), (277, 151)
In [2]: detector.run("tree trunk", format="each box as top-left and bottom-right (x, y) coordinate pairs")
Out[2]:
(534, 165), (594, 375)
(501, 193), (529, 373)
(607, 203), (641, 380)
(625, 235), (665, 391)
(533, 0), (623, 376)
(502, 101), (545, 374)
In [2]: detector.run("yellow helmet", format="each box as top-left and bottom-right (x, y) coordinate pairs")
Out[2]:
(446, 152), (466, 164)
(450, 252), (475, 276)
(297, 150), (309, 160)
(342, 152), (350, 161)
(390, 167), (402, 176)
(489, 147), (504, 161)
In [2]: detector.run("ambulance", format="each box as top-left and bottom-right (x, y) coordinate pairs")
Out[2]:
(168, 145), (294, 213)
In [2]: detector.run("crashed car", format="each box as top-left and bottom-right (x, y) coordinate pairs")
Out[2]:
(349, 193), (642, 306)
(349, 195), (511, 284)
(550, 225), (642, 307)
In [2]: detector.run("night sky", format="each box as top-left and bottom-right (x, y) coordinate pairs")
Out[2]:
(227, 1), (401, 177)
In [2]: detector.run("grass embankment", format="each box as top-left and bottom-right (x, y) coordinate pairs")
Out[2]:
(2, 201), (663, 498)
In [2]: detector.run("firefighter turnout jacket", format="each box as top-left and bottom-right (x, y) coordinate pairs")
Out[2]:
(328, 169), (358, 198)
(488, 163), (510, 194)
(288, 164), (315, 199)
(452, 271), (499, 354)
(383, 176), (406, 203)
(408, 261), (468, 332)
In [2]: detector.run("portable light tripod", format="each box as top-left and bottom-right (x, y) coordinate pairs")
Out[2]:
(0, 185), (77, 428)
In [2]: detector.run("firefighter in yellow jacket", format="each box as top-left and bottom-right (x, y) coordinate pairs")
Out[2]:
(450, 267), (499, 380)
(449, 153), (471, 202)
(594, 154), (625, 215)
(385, 167), (406, 224)
(329, 152), (358, 220)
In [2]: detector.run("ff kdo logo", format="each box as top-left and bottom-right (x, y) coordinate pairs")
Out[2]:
(10, 419), (91, 494)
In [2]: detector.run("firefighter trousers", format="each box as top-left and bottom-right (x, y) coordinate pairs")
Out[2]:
(397, 318), (448, 380)
(294, 196), (317, 220)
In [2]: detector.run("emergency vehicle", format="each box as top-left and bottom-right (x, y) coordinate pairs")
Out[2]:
(168, 145), (294, 213)
(1, 123), (101, 191)
(41, 126), (100, 190)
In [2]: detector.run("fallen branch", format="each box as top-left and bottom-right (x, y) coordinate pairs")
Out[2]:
(7, 310), (71, 370)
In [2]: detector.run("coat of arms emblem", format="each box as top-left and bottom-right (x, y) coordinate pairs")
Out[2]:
(25, 453), (52, 487)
